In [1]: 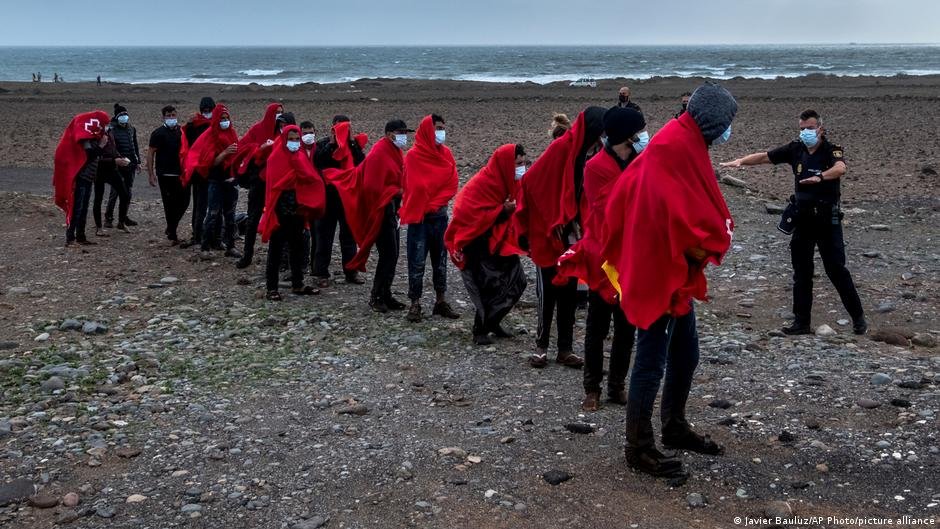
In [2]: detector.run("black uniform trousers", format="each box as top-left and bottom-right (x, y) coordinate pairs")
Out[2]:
(790, 203), (864, 325)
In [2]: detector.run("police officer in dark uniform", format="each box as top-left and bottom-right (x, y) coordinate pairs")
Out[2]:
(721, 109), (867, 336)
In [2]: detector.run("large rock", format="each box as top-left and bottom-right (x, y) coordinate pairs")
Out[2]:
(0, 479), (36, 507)
(59, 319), (83, 331)
(912, 333), (937, 348)
(40, 376), (66, 392)
(295, 516), (329, 529)
(871, 330), (909, 346)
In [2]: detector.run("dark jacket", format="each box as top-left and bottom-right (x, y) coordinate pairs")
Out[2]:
(111, 122), (141, 169)
(313, 137), (366, 172)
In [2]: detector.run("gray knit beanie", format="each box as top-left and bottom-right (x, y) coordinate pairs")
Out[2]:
(687, 82), (738, 143)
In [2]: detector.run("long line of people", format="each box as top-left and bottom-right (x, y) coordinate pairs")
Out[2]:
(52, 83), (738, 480)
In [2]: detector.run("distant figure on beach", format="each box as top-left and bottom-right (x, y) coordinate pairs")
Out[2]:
(96, 75), (102, 86)
(617, 86), (641, 113)
(31, 73), (36, 82)
(674, 91), (692, 119)
(37, 72), (42, 82)
(721, 109), (868, 336)
(550, 113), (570, 139)
(54, 73), (59, 83)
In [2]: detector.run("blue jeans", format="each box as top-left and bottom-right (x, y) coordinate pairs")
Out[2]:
(66, 178), (94, 242)
(202, 180), (238, 250)
(406, 208), (448, 301)
(625, 307), (700, 449)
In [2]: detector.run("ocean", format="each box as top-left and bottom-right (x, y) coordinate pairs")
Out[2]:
(1, 45), (938, 85)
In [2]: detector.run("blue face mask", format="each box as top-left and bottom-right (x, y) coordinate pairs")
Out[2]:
(799, 128), (819, 148)
(632, 131), (650, 153)
(117, 114), (129, 125)
(219, 120), (231, 130)
(286, 140), (301, 153)
(712, 125), (732, 146)
(164, 118), (178, 128)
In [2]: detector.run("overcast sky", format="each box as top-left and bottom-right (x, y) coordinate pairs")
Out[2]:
(3, 0), (938, 46)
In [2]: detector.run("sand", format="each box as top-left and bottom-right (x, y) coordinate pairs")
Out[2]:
(1, 75), (938, 202)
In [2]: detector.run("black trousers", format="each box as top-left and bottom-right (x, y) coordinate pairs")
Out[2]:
(266, 212), (306, 292)
(66, 178), (93, 242)
(790, 204), (864, 324)
(535, 266), (578, 352)
(583, 291), (636, 394)
(93, 172), (129, 229)
(242, 179), (266, 261)
(106, 167), (134, 223)
(626, 308), (699, 450)
(157, 173), (190, 240)
(201, 180), (238, 250)
(371, 202), (400, 299)
(190, 178), (210, 243)
(313, 185), (358, 278)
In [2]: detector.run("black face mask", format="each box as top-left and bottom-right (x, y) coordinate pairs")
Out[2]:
(681, 103), (688, 111)
(619, 95), (628, 103)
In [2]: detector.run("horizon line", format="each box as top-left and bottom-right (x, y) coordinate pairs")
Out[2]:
(1, 42), (939, 48)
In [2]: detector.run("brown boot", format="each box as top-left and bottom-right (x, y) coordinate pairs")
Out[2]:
(581, 392), (600, 412)
(607, 387), (628, 405)
(555, 351), (584, 369)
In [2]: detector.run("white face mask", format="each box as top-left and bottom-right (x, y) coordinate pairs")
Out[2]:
(394, 134), (408, 148)
(632, 131), (650, 153)
(302, 133), (316, 145)
(219, 120), (231, 130)
(434, 130), (446, 145)
(202, 112), (213, 119)
(274, 113), (283, 122)
(514, 165), (526, 180)
(286, 140), (301, 153)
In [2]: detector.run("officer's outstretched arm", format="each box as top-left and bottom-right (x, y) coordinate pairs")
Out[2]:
(720, 152), (770, 168)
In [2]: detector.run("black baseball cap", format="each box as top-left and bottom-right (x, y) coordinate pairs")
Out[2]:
(384, 119), (413, 134)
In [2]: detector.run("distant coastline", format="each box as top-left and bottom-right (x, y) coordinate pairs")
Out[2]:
(1, 45), (938, 85)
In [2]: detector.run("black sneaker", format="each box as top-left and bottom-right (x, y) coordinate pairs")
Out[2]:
(370, 298), (389, 313)
(235, 257), (252, 269)
(662, 428), (725, 456)
(122, 217), (139, 227)
(103, 220), (114, 229)
(625, 447), (685, 478)
(473, 334), (494, 346)
(225, 247), (243, 258)
(853, 317), (869, 336)
(782, 322), (812, 335)
(432, 301), (460, 319)
(386, 296), (406, 311)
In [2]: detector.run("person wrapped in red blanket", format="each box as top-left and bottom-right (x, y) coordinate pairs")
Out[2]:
(513, 106), (606, 369)
(53, 110), (111, 246)
(182, 104), (241, 256)
(312, 116), (369, 286)
(445, 143), (528, 345)
(600, 82), (737, 478)
(179, 96), (215, 247)
(231, 102), (286, 268)
(401, 114), (461, 322)
(555, 107), (648, 412)
(258, 125), (326, 300)
(325, 119), (409, 312)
